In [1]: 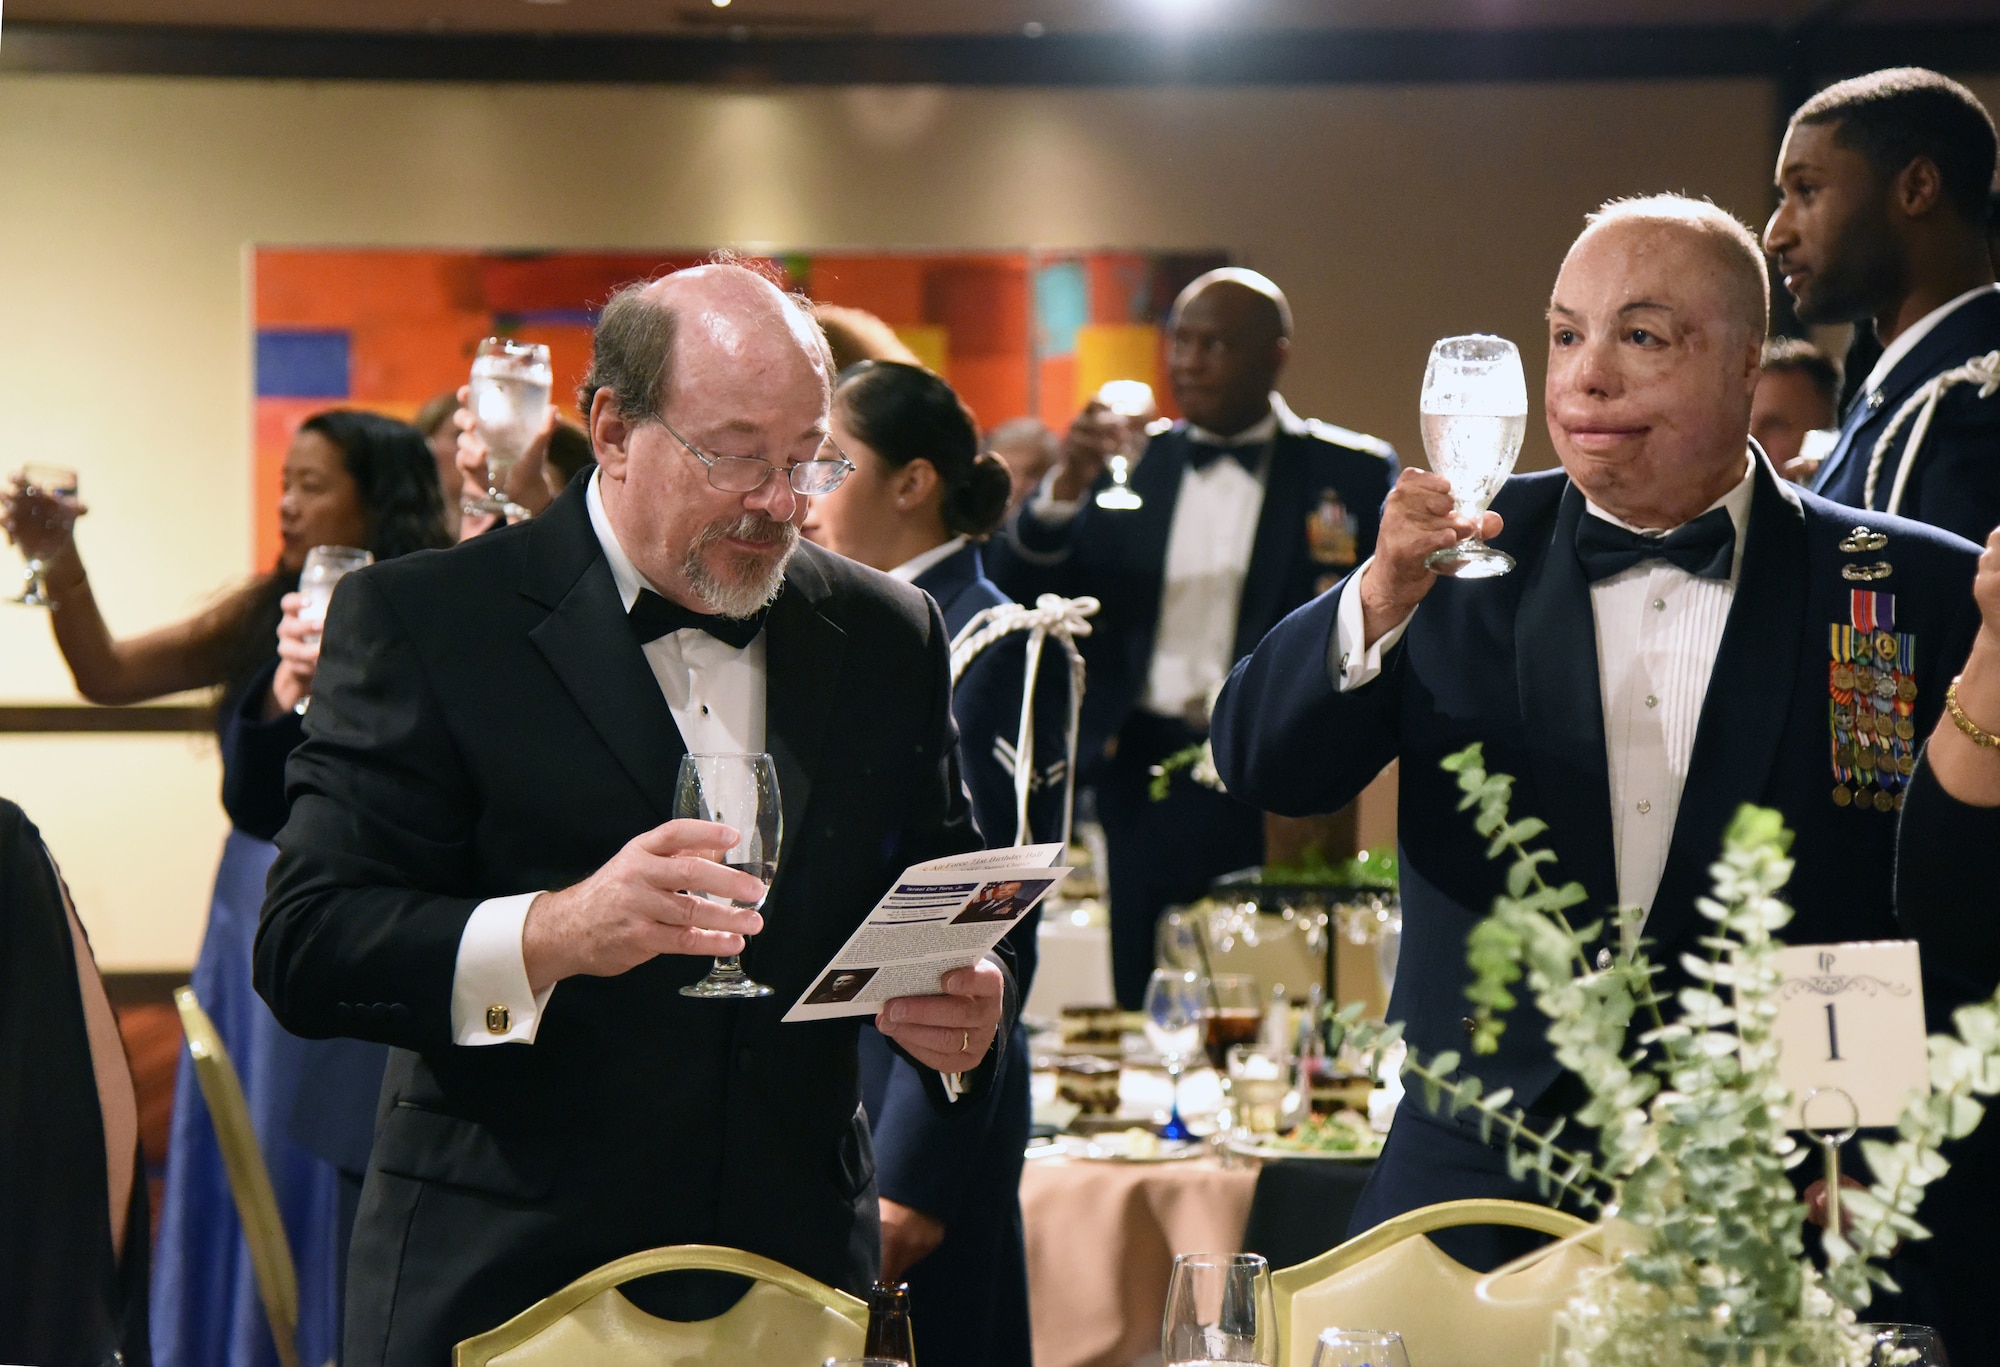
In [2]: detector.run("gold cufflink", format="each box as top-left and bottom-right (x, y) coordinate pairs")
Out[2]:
(485, 1004), (511, 1035)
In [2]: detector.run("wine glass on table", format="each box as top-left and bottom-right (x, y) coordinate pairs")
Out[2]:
(1310, 1329), (1412, 1367)
(6, 464), (80, 608)
(1162, 1252), (1277, 1366)
(676, 752), (781, 1000)
(1094, 379), (1154, 511)
(1145, 967), (1205, 1142)
(1419, 333), (1527, 579)
(293, 545), (373, 714)
(467, 338), (553, 518)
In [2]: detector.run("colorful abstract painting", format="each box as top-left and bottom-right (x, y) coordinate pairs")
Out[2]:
(252, 247), (1227, 570)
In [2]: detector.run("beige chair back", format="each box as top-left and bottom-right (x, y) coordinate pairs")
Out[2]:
(454, 1244), (871, 1367)
(173, 986), (303, 1367)
(1272, 1198), (1604, 1367)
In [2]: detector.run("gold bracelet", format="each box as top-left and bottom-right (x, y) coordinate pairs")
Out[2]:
(1945, 677), (2000, 750)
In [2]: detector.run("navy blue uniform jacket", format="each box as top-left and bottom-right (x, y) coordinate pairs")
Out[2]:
(1813, 288), (2000, 546)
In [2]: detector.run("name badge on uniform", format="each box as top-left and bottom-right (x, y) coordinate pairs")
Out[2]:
(1772, 941), (1928, 1129)
(1827, 583), (1916, 811)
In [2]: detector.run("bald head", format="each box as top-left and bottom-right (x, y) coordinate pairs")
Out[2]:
(1167, 267), (1293, 435)
(1580, 195), (1770, 342)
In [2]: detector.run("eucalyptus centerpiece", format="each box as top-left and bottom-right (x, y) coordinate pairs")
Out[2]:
(1327, 744), (2000, 1366)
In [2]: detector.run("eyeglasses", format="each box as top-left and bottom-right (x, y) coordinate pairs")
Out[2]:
(659, 417), (855, 497)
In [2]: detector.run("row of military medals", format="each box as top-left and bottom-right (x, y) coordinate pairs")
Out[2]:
(1829, 571), (1916, 811)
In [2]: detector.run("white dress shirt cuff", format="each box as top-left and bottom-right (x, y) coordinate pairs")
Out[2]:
(451, 892), (555, 1046)
(1329, 559), (1415, 692)
(1025, 468), (1085, 524)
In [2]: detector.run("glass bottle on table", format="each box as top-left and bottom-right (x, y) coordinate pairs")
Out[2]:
(1419, 333), (1528, 578)
(863, 1281), (916, 1365)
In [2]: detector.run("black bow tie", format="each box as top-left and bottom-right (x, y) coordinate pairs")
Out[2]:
(1185, 438), (1264, 473)
(628, 589), (766, 649)
(1574, 506), (1736, 584)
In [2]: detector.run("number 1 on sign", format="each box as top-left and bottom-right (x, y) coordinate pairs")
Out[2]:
(1825, 1003), (1842, 1062)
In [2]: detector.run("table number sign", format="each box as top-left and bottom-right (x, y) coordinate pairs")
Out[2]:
(1772, 940), (1928, 1129)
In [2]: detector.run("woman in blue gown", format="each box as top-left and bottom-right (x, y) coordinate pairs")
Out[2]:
(3, 411), (450, 1367)
(807, 361), (1073, 1366)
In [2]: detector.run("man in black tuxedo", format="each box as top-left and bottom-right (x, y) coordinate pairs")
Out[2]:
(988, 269), (1397, 1006)
(1765, 67), (2000, 542)
(255, 264), (1012, 1367)
(1209, 197), (1989, 1348)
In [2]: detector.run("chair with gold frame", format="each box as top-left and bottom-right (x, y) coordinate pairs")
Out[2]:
(1272, 1197), (1606, 1367)
(453, 1245), (872, 1367)
(173, 986), (305, 1367)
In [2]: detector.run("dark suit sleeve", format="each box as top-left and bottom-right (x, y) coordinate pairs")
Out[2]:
(984, 491), (1103, 605)
(1897, 754), (2000, 999)
(1209, 575), (1404, 817)
(1907, 390), (2000, 547)
(254, 570), (482, 1054)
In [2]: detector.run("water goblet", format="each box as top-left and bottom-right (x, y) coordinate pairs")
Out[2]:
(6, 464), (80, 608)
(293, 544), (373, 714)
(1864, 1323), (1951, 1366)
(1310, 1328), (1412, 1367)
(1094, 378), (1153, 511)
(467, 337), (553, 517)
(1420, 333), (1527, 578)
(1145, 967), (1205, 1142)
(677, 752), (782, 1000)
(1162, 1251), (1276, 1366)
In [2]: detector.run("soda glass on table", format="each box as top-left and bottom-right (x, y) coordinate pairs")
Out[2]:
(1201, 973), (1265, 1070)
(676, 752), (782, 1000)
(1162, 1252), (1277, 1366)
(294, 545), (374, 714)
(1419, 333), (1527, 578)
(6, 464), (80, 608)
(467, 338), (553, 518)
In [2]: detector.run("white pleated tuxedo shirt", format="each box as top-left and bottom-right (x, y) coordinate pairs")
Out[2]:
(1330, 456), (1755, 921)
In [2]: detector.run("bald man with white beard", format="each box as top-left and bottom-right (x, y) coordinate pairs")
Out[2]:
(1210, 198), (1989, 1305)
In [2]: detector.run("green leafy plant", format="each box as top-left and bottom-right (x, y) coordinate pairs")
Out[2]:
(1322, 743), (2000, 1366)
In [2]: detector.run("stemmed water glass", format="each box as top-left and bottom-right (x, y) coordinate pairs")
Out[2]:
(1145, 967), (1205, 1142)
(1419, 334), (1528, 578)
(676, 752), (782, 1000)
(1863, 1324), (1951, 1366)
(294, 545), (374, 715)
(1094, 379), (1153, 511)
(6, 464), (81, 608)
(1310, 1329), (1412, 1367)
(467, 338), (553, 518)
(1162, 1252), (1277, 1366)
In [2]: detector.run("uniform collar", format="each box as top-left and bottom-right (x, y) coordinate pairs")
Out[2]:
(1861, 282), (2000, 400)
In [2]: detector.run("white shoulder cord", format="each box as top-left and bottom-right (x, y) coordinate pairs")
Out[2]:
(1862, 349), (2000, 515)
(949, 594), (1100, 849)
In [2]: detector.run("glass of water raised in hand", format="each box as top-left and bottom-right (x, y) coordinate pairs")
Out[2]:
(467, 338), (553, 518)
(1420, 333), (1527, 579)
(676, 752), (782, 1000)
(294, 544), (373, 714)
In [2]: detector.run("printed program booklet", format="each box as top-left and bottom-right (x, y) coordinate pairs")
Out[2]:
(783, 843), (1071, 1022)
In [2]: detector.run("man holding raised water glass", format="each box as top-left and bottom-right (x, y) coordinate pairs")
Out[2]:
(1210, 195), (1987, 1319)
(255, 262), (1015, 1367)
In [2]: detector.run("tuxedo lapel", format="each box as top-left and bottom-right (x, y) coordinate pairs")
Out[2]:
(1644, 459), (1807, 953)
(522, 495), (689, 821)
(1514, 483), (1619, 914)
(1235, 434), (1308, 659)
(762, 546), (847, 870)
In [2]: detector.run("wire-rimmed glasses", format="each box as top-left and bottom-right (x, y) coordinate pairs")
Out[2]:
(660, 418), (855, 497)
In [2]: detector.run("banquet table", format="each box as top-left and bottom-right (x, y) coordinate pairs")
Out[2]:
(1020, 1152), (1258, 1367)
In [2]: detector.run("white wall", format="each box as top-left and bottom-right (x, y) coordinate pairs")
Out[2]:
(3, 70), (1990, 965)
